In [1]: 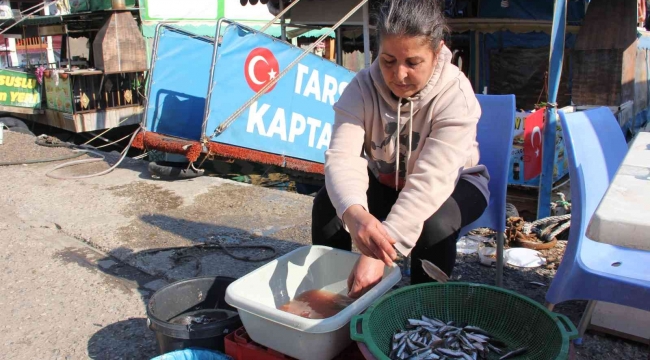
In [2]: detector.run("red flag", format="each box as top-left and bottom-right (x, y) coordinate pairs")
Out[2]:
(523, 108), (545, 181)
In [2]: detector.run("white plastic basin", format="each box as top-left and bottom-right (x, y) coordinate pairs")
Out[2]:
(224, 245), (402, 360)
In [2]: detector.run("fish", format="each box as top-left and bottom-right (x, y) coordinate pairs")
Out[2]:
(437, 348), (466, 357)
(463, 326), (491, 336)
(410, 319), (435, 327)
(421, 259), (450, 283)
(487, 344), (504, 355)
(499, 347), (528, 360)
(388, 318), (510, 360)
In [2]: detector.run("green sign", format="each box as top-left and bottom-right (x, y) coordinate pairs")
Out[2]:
(139, 0), (224, 21)
(0, 70), (41, 109)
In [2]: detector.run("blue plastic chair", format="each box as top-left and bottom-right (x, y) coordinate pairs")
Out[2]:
(459, 94), (516, 287)
(545, 107), (650, 344)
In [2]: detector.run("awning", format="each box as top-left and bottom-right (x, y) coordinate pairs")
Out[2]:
(141, 21), (335, 40)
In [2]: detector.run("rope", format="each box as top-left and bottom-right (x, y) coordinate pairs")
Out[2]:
(522, 214), (571, 235)
(95, 131), (134, 149)
(45, 127), (141, 180)
(209, 0), (368, 138)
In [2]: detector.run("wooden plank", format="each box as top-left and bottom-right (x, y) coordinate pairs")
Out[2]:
(66, 70), (104, 76)
(590, 302), (650, 344)
(20, 106), (142, 133)
(621, 41), (637, 105)
(575, 0), (637, 51)
(74, 106), (142, 132)
(38, 25), (66, 36)
(0, 105), (43, 115)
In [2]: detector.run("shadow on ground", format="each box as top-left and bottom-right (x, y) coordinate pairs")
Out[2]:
(88, 318), (158, 360)
(86, 214), (304, 359)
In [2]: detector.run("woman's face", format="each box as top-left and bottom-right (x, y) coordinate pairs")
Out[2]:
(378, 35), (440, 99)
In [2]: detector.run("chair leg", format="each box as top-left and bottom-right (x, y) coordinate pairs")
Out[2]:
(496, 231), (505, 287)
(545, 302), (555, 312)
(574, 300), (597, 346)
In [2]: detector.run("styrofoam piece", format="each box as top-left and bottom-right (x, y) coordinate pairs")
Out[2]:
(478, 246), (497, 266)
(505, 248), (546, 268)
(225, 245), (402, 360)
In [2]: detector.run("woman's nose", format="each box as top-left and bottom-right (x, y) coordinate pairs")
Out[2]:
(395, 64), (408, 82)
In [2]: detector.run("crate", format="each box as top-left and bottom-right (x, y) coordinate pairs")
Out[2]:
(225, 327), (366, 360)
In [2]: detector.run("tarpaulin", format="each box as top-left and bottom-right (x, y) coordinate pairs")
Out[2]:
(144, 26), (215, 141)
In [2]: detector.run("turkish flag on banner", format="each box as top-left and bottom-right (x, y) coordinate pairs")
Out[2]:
(523, 108), (545, 181)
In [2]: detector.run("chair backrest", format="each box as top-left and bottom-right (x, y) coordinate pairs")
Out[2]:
(558, 107), (627, 257)
(461, 94), (516, 234)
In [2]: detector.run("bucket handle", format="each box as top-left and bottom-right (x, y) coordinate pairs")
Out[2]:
(553, 313), (579, 340)
(350, 315), (366, 342)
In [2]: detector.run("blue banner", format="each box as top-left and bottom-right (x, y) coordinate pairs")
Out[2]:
(145, 25), (215, 141)
(205, 23), (356, 164)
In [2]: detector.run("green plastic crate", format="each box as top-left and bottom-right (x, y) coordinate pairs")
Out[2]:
(70, 0), (136, 12)
(90, 0), (136, 11)
(351, 283), (579, 360)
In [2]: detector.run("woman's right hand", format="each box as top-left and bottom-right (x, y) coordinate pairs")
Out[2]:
(348, 255), (386, 298)
(342, 205), (397, 266)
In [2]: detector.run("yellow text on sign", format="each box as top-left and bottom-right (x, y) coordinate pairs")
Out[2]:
(0, 91), (40, 104)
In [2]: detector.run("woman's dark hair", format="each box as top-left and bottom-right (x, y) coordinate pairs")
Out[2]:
(375, 0), (449, 52)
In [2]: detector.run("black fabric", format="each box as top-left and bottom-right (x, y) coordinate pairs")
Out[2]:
(312, 170), (487, 284)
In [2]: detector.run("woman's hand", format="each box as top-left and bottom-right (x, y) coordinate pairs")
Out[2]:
(342, 205), (397, 266)
(348, 255), (386, 298)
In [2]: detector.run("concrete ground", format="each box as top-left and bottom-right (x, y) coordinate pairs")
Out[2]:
(1, 131), (313, 359)
(0, 130), (647, 359)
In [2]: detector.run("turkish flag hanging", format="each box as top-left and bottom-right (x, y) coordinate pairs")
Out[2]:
(523, 108), (545, 181)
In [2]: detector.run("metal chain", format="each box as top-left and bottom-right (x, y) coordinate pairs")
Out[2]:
(209, 0), (368, 139)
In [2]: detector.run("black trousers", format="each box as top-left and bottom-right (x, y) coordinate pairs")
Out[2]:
(311, 171), (487, 284)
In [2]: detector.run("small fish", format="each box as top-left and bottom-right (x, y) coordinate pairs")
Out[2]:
(439, 325), (456, 335)
(406, 337), (419, 352)
(397, 341), (408, 357)
(458, 334), (474, 350)
(421, 259), (450, 283)
(465, 333), (487, 344)
(425, 354), (441, 360)
(529, 281), (546, 287)
(395, 332), (407, 341)
(463, 326), (491, 336)
(410, 319), (435, 327)
(421, 315), (441, 326)
(499, 347), (528, 360)
(472, 342), (484, 352)
(437, 348), (466, 357)
(487, 343), (504, 355)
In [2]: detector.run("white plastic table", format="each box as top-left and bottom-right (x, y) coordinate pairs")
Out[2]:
(586, 132), (650, 250)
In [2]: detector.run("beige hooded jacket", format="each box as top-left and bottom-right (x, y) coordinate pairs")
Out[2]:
(324, 45), (490, 257)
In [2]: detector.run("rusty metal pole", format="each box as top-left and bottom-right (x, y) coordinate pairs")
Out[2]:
(112, 0), (126, 10)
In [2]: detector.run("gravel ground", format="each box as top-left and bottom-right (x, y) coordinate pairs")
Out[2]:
(0, 131), (76, 164)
